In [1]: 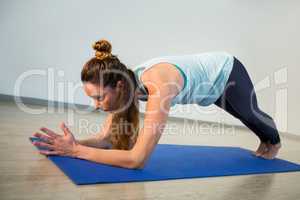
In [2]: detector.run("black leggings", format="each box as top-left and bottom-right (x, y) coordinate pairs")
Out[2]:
(214, 57), (281, 145)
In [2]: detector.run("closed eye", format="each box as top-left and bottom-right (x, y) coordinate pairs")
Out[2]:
(96, 96), (104, 101)
(90, 94), (105, 101)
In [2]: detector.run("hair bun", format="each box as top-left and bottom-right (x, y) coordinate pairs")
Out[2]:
(93, 39), (112, 60)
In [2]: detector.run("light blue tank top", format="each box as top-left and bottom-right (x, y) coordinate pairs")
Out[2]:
(132, 52), (234, 107)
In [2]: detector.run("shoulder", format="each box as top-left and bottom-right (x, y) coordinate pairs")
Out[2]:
(140, 63), (181, 96)
(140, 62), (174, 81)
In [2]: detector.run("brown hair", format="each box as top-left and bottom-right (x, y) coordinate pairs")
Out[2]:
(81, 39), (139, 150)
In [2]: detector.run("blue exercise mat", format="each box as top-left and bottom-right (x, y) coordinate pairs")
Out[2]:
(29, 137), (300, 185)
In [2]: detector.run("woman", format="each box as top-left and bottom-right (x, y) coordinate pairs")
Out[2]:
(32, 39), (282, 169)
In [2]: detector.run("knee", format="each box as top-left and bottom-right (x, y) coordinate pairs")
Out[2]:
(245, 112), (273, 125)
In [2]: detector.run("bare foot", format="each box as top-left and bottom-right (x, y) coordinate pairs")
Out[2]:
(260, 142), (282, 160)
(252, 142), (269, 157)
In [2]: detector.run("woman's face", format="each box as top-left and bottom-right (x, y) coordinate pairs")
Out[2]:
(83, 82), (122, 112)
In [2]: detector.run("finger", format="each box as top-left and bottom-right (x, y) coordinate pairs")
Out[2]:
(40, 127), (61, 138)
(33, 141), (55, 150)
(60, 122), (71, 136)
(39, 150), (59, 156)
(33, 132), (54, 144)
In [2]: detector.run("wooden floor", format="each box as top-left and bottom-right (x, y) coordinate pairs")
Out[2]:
(0, 100), (300, 200)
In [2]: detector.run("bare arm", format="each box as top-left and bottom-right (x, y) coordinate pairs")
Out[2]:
(77, 113), (113, 149)
(34, 63), (180, 169)
(74, 63), (177, 169)
(74, 92), (171, 169)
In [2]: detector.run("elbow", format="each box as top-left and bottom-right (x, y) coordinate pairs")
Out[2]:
(131, 160), (146, 169)
(128, 161), (145, 170)
(127, 152), (146, 169)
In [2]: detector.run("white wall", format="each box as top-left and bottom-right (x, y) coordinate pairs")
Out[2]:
(0, 0), (299, 135)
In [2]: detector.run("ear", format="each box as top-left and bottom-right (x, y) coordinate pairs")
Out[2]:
(116, 80), (124, 89)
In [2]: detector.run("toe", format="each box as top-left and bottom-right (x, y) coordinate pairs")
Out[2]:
(255, 148), (268, 156)
(251, 151), (261, 157)
(255, 152), (263, 156)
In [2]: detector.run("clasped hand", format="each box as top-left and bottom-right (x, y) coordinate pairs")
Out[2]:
(32, 122), (78, 157)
